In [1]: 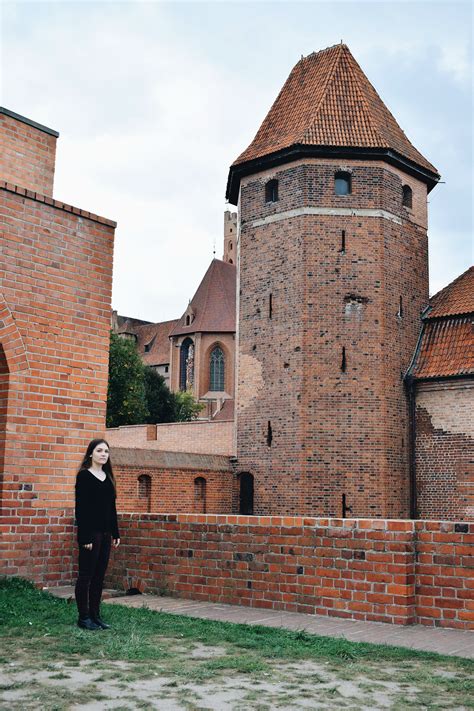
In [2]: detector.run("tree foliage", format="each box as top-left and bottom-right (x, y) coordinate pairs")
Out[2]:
(106, 332), (205, 427)
(106, 332), (148, 428)
(143, 366), (176, 423)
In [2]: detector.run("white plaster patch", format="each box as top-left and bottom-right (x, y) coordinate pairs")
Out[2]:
(417, 385), (474, 438)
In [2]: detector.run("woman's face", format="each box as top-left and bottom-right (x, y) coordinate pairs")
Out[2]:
(91, 442), (109, 468)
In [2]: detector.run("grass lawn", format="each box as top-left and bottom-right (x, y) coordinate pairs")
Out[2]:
(0, 577), (473, 710)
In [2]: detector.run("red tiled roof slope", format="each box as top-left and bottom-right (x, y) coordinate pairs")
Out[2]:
(410, 267), (474, 379)
(234, 44), (437, 175)
(116, 318), (178, 366)
(411, 317), (473, 379)
(426, 266), (474, 318)
(170, 259), (236, 337)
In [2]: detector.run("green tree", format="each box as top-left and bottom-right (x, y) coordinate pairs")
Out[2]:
(143, 366), (176, 423)
(172, 389), (205, 421)
(106, 332), (149, 428)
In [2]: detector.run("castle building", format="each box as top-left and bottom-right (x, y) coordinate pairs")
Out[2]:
(227, 43), (441, 519)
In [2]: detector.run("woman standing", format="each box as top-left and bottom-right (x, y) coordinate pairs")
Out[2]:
(74, 439), (120, 630)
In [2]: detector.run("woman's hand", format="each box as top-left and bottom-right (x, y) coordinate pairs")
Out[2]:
(82, 543), (93, 550)
(113, 538), (121, 548)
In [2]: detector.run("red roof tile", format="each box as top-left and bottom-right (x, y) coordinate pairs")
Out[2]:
(116, 318), (178, 366)
(426, 266), (474, 318)
(233, 43), (438, 174)
(410, 317), (473, 379)
(170, 259), (236, 337)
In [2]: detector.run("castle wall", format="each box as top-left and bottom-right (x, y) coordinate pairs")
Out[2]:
(415, 380), (474, 520)
(107, 419), (234, 456)
(236, 159), (428, 518)
(106, 514), (473, 630)
(0, 113), (115, 584)
(113, 448), (232, 514)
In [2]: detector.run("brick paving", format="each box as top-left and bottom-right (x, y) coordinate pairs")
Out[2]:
(48, 587), (473, 659)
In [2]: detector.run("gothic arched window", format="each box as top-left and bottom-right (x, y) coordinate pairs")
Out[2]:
(335, 171), (351, 195)
(179, 338), (194, 391)
(209, 346), (225, 391)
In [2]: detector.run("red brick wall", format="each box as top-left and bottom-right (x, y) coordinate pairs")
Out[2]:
(116, 466), (232, 514)
(106, 515), (473, 629)
(415, 381), (473, 520)
(236, 158), (428, 518)
(113, 447), (233, 514)
(0, 165), (115, 583)
(0, 110), (57, 196)
(107, 420), (234, 456)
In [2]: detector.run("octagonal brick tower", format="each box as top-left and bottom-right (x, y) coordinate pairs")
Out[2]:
(226, 44), (440, 518)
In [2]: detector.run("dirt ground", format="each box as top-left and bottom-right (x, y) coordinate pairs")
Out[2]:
(1, 639), (472, 710)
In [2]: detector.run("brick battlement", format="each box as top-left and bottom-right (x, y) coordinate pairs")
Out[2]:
(107, 515), (473, 630)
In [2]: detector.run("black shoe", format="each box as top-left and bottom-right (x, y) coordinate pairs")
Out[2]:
(77, 617), (101, 630)
(91, 617), (110, 629)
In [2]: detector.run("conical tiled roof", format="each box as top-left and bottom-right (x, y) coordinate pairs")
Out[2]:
(227, 44), (439, 203)
(169, 259), (236, 337)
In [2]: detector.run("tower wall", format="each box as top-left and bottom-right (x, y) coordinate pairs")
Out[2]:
(236, 159), (428, 517)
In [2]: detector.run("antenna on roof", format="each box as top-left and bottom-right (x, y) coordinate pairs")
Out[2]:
(213, 238), (216, 258)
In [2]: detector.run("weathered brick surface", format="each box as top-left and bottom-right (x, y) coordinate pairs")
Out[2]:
(0, 112), (115, 584)
(107, 420), (234, 456)
(106, 515), (473, 629)
(415, 381), (473, 521)
(0, 110), (57, 196)
(236, 158), (428, 518)
(112, 447), (233, 513)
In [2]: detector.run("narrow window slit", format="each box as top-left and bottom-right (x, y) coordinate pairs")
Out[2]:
(398, 296), (403, 318)
(266, 421), (273, 447)
(339, 229), (346, 253)
(341, 347), (347, 372)
(269, 293), (273, 319)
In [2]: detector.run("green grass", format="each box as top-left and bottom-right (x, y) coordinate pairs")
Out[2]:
(1, 576), (473, 711)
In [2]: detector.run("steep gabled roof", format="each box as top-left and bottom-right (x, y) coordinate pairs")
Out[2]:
(116, 317), (178, 366)
(408, 267), (474, 380)
(227, 44), (439, 203)
(169, 259), (236, 337)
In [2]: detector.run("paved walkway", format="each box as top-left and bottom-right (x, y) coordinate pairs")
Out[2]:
(48, 587), (474, 659)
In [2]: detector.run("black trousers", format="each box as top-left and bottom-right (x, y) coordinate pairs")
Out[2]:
(75, 531), (111, 619)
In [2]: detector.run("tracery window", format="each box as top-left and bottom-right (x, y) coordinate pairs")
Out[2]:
(179, 338), (194, 391)
(209, 346), (225, 391)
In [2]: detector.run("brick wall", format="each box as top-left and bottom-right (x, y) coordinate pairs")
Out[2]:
(106, 515), (473, 630)
(0, 110), (115, 584)
(113, 447), (233, 513)
(0, 109), (58, 196)
(415, 380), (473, 520)
(107, 420), (234, 456)
(236, 158), (428, 518)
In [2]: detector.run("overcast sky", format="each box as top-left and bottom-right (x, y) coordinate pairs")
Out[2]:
(2, 0), (472, 322)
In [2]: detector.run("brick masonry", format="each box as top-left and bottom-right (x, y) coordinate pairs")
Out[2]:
(106, 514), (473, 630)
(236, 158), (428, 518)
(107, 420), (234, 456)
(112, 447), (233, 513)
(0, 109), (58, 196)
(0, 112), (115, 584)
(415, 380), (473, 520)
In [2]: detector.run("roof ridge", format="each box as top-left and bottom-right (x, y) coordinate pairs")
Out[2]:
(298, 44), (343, 145)
(344, 47), (387, 148)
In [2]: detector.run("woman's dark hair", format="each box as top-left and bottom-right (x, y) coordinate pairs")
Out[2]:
(79, 438), (116, 493)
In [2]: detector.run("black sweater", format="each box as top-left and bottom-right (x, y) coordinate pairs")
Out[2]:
(75, 469), (120, 545)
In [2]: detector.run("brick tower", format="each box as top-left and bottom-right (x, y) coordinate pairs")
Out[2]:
(226, 44), (440, 518)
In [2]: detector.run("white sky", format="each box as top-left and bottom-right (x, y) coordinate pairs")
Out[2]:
(1, 0), (472, 322)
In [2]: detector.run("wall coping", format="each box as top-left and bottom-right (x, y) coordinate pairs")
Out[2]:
(114, 513), (471, 532)
(0, 181), (117, 228)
